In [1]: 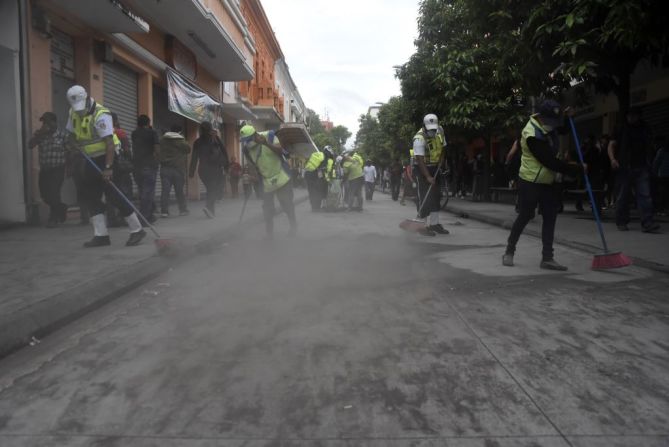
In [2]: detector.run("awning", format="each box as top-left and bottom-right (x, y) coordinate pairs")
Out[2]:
(276, 123), (318, 159)
(222, 102), (257, 121)
(167, 68), (222, 124)
(51, 0), (149, 33)
(124, 0), (253, 81)
(251, 106), (284, 126)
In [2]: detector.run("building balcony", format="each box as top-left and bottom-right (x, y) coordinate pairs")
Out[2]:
(50, 0), (149, 33)
(123, 0), (254, 81)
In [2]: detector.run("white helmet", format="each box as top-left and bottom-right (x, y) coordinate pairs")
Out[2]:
(423, 114), (439, 131)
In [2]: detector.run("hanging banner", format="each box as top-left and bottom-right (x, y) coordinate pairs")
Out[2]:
(166, 68), (222, 124)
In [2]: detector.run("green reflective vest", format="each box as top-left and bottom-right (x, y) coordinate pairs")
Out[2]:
(304, 151), (325, 172)
(518, 117), (558, 185)
(343, 155), (363, 180)
(413, 128), (445, 164)
(69, 104), (120, 157)
(325, 158), (335, 181)
(245, 131), (291, 193)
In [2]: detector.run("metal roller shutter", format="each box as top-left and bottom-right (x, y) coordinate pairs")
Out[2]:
(103, 63), (138, 134)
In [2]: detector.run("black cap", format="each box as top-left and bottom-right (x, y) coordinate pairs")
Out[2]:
(537, 99), (562, 128)
(39, 112), (57, 123)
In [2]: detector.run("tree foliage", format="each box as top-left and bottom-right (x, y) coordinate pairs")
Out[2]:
(304, 108), (350, 152)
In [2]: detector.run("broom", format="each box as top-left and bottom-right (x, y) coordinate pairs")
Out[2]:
(79, 149), (176, 257)
(568, 117), (631, 270)
(399, 166), (441, 232)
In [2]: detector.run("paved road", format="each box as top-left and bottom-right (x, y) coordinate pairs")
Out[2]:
(1, 194), (668, 446)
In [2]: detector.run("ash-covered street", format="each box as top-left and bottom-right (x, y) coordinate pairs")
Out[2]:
(1, 195), (668, 447)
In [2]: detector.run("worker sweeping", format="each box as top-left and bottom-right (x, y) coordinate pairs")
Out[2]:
(413, 114), (449, 236)
(502, 100), (586, 270)
(304, 149), (326, 212)
(240, 125), (297, 238)
(65, 85), (146, 248)
(342, 150), (364, 211)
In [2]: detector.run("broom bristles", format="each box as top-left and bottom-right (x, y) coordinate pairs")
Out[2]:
(591, 252), (632, 270)
(399, 219), (427, 233)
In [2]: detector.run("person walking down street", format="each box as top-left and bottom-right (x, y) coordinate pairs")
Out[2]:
(413, 113), (449, 236)
(342, 150), (364, 211)
(502, 100), (586, 270)
(229, 156), (242, 199)
(304, 149), (326, 211)
(240, 125), (297, 238)
(382, 167), (391, 193)
(107, 113), (134, 227)
(28, 111), (72, 227)
(390, 159), (402, 201)
(131, 115), (160, 226)
(583, 133), (610, 216)
(65, 85), (145, 247)
(652, 136), (669, 215)
(608, 108), (661, 233)
(159, 125), (190, 217)
(190, 121), (228, 218)
(363, 160), (377, 201)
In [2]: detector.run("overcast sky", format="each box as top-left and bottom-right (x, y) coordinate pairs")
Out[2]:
(262, 0), (419, 145)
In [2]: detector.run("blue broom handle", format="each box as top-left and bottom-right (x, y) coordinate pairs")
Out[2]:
(79, 149), (161, 239)
(568, 117), (609, 253)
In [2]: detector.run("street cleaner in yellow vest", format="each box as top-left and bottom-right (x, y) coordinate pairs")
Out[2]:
(413, 114), (449, 236)
(65, 85), (145, 248)
(503, 99), (586, 270)
(304, 149), (326, 212)
(240, 125), (297, 238)
(342, 149), (364, 211)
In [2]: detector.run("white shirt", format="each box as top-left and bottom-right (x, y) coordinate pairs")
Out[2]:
(363, 165), (377, 183)
(66, 103), (114, 139)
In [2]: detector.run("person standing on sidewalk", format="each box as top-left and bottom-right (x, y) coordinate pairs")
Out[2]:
(608, 108), (661, 233)
(228, 156), (242, 199)
(390, 158), (402, 201)
(159, 125), (190, 217)
(190, 121), (228, 218)
(131, 115), (160, 226)
(413, 113), (449, 236)
(65, 85), (145, 247)
(342, 150), (364, 211)
(29, 112), (71, 227)
(363, 160), (377, 201)
(240, 124), (297, 238)
(502, 100), (586, 270)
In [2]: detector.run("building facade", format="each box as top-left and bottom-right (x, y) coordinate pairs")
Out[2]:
(2, 0), (269, 223)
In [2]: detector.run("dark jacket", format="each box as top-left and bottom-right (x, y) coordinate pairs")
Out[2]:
(653, 147), (669, 178)
(189, 136), (229, 177)
(159, 132), (190, 171)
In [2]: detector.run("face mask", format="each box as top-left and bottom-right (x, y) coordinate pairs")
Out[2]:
(426, 129), (437, 138)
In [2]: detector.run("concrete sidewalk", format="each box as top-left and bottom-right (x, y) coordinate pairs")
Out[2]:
(445, 197), (669, 273)
(0, 190), (308, 359)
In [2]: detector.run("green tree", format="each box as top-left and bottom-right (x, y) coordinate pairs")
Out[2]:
(330, 125), (352, 150)
(376, 96), (418, 163)
(355, 113), (389, 165)
(312, 132), (336, 150)
(305, 108), (325, 136)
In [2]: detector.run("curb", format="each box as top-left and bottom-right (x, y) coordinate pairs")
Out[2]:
(445, 203), (669, 275)
(0, 194), (309, 360)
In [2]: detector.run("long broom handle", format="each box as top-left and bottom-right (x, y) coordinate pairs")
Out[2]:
(238, 191), (250, 225)
(568, 117), (609, 253)
(78, 149), (162, 239)
(416, 166), (441, 218)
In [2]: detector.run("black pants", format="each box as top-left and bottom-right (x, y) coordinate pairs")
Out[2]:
(107, 169), (134, 225)
(365, 181), (375, 200)
(415, 166), (442, 218)
(82, 155), (133, 218)
(160, 166), (188, 213)
(263, 181), (296, 235)
(506, 179), (559, 261)
(38, 165), (67, 223)
(71, 157), (89, 222)
(305, 170), (323, 211)
(199, 166), (222, 214)
(347, 177), (364, 210)
(390, 176), (401, 201)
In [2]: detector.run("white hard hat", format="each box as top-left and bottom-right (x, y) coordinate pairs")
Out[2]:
(67, 85), (88, 112)
(423, 114), (439, 131)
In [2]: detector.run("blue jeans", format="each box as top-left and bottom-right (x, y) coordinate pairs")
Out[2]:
(138, 166), (157, 221)
(615, 167), (655, 228)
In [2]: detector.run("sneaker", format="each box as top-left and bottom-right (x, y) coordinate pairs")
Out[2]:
(502, 253), (514, 267)
(179, 210), (190, 216)
(642, 223), (661, 233)
(540, 259), (568, 271)
(203, 208), (214, 219)
(160, 212), (169, 218)
(418, 227), (436, 237)
(428, 224), (450, 235)
(617, 224), (630, 232)
(83, 235), (111, 248)
(126, 230), (147, 247)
